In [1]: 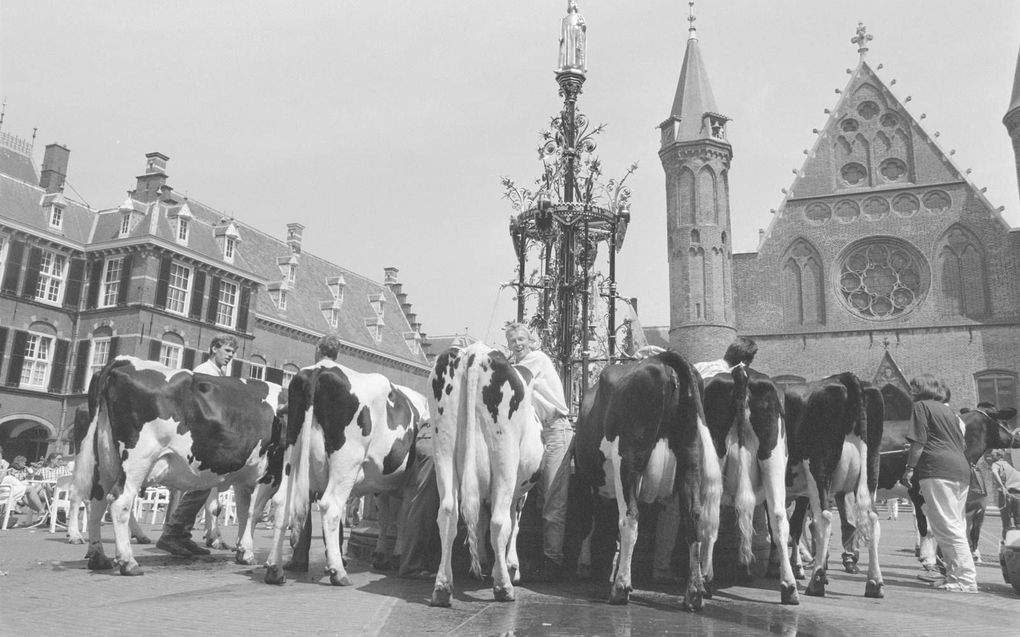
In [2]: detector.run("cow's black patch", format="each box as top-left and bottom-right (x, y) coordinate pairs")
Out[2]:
(382, 425), (416, 475)
(481, 351), (524, 423)
(445, 383), (452, 395)
(387, 385), (415, 431)
(187, 454), (194, 464)
(121, 449), (129, 462)
(513, 365), (534, 385)
(437, 405), (444, 415)
(313, 367), (363, 455)
(284, 463), (291, 476)
(431, 349), (460, 402)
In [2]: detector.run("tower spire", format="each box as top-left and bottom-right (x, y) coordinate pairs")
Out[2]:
(687, 1), (697, 40)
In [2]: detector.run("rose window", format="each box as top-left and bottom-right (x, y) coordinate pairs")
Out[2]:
(880, 113), (900, 127)
(841, 162), (867, 186)
(838, 239), (928, 320)
(857, 101), (880, 120)
(922, 190), (951, 213)
(841, 119), (860, 133)
(892, 193), (920, 217)
(879, 158), (907, 182)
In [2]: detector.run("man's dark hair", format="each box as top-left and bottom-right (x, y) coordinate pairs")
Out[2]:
(977, 401), (997, 410)
(317, 334), (342, 361)
(209, 334), (239, 352)
(723, 337), (758, 367)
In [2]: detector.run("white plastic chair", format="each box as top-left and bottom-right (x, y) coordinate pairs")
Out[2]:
(0, 484), (15, 530)
(135, 487), (172, 524)
(49, 476), (87, 534)
(218, 487), (237, 526)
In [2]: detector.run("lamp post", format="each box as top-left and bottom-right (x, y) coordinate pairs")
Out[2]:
(503, 1), (635, 414)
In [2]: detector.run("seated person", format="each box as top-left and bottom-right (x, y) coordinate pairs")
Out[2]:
(2, 456), (47, 526)
(988, 449), (1020, 536)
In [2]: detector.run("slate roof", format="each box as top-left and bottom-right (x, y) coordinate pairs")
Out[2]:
(667, 33), (723, 142)
(0, 145), (38, 185)
(0, 172), (94, 245)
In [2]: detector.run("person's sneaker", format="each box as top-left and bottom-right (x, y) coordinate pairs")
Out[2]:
(934, 582), (977, 593)
(917, 569), (943, 583)
(179, 538), (212, 555)
(971, 549), (982, 563)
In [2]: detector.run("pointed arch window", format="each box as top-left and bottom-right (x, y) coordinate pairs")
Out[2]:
(697, 166), (717, 225)
(937, 225), (987, 318)
(678, 168), (695, 226)
(781, 239), (825, 326)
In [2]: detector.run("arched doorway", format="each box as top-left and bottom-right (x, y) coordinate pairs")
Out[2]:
(0, 415), (57, 463)
(879, 383), (912, 451)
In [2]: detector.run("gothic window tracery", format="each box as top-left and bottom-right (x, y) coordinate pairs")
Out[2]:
(837, 238), (928, 320)
(781, 239), (825, 326)
(936, 225), (987, 318)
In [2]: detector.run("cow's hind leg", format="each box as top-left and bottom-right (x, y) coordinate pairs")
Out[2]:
(804, 471), (832, 597)
(761, 454), (799, 605)
(489, 487), (516, 602)
(85, 500), (113, 569)
(235, 484), (264, 565)
(430, 461), (459, 607)
(863, 505), (884, 598)
(320, 480), (355, 586)
(609, 492), (639, 605)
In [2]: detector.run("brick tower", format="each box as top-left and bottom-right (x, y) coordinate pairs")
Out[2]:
(660, 5), (736, 363)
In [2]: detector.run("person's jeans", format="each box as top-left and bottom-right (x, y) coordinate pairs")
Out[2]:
(538, 418), (574, 565)
(162, 489), (210, 540)
(919, 477), (977, 588)
(396, 453), (441, 576)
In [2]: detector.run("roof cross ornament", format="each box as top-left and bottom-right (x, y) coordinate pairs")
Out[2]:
(687, 1), (697, 40)
(851, 22), (873, 56)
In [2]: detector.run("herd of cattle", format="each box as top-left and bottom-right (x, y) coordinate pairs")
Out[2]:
(65, 346), (1020, 611)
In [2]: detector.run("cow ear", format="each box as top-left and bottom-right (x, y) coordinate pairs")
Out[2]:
(996, 408), (1017, 421)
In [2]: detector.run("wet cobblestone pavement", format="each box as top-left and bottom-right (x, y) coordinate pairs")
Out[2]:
(2, 508), (1018, 636)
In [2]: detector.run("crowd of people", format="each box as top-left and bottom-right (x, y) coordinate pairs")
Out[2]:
(1, 448), (74, 527)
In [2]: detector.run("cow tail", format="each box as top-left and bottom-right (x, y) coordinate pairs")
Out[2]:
(460, 352), (484, 579)
(72, 365), (110, 504)
(290, 378), (315, 535)
(842, 373), (873, 547)
(731, 364), (756, 566)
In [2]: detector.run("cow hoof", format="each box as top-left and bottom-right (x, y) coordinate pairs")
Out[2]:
(682, 591), (704, 612)
(283, 560), (309, 572)
(66, 536), (85, 545)
(207, 539), (229, 550)
(608, 586), (631, 605)
(235, 550), (257, 566)
(703, 579), (715, 599)
(781, 583), (800, 605)
(493, 584), (515, 602)
(119, 562), (144, 576)
(792, 565), (805, 580)
(328, 569), (352, 586)
(842, 554), (860, 574)
(805, 571), (826, 597)
(865, 579), (884, 598)
(132, 535), (152, 545)
(88, 553), (114, 571)
(430, 586), (452, 607)
(265, 565), (287, 585)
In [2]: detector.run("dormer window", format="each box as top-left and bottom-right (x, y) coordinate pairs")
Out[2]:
(177, 218), (189, 243)
(326, 275), (346, 303)
(215, 221), (242, 264)
(368, 293), (385, 319)
(49, 206), (62, 230)
(224, 237), (236, 262)
(704, 112), (729, 140)
(277, 290), (287, 310)
(364, 316), (383, 342)
(168, 203), (194, 246)
(120, 213), (131, 236)
(288, 263), (296, 285)
(269, 281), (287, 311)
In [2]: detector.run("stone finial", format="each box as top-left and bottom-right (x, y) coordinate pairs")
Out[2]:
(688, 1), (697, 40)
(851, 22), (873, 56)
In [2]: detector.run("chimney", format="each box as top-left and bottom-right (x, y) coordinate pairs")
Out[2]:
(286, 223), (304, 253)
(384, 267), (399, 285)
(133, 151), (169, 203)
(39, 143), (70, 193)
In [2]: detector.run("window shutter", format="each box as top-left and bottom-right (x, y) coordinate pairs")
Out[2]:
(206, 276), (221, 323)
(236, 285), (252, 333)
(117, 254), (133, 306)
(48, 338), (71, 393)
(72, 339), (91, 393)
(189, 270), (206, 319)
(6, 330), (28, 386)
(1, 240), (25, 295)
(266, 367), (284, 385)
(22, 247), (42, 299)
(108, 336), (120, 359)
(182, 347), (196, 370)
(148, 339), (162, 362)
(230, 359), (242, 378)
(63, 258), (86, 309)
(154, 255), (172, 309)
(0, 327), (8, 372)
(86, 259), (103, 309)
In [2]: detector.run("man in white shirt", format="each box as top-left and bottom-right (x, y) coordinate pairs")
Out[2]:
(156, 334), (237, 557)
(506, 322), (573, 581)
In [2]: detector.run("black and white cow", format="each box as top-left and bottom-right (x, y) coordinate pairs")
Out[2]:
(701, 364), (799, 604)
(264, 360), (426, 586)
(568, 350), (721, 610)
(784, 372), (884, 598)
(72, 356), (284, 576)
(428, 344), (544, 607)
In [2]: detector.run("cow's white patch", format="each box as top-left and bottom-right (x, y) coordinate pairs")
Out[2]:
(597, 436), (618, 500)
(640, 438), (676, 503)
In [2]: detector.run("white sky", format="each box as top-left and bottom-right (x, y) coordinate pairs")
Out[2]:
(2, 1), (1018, 344)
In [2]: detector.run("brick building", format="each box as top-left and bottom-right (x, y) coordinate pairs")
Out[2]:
(0, 142), (431, 462)
(659, 23), (1020, 428)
